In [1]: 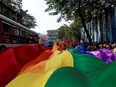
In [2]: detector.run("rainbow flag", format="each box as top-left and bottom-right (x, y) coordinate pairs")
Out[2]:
(0, 44), (50, 87)
(5, 45), (116, 87)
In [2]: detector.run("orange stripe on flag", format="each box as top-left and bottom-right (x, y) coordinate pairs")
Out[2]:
(18, 50), (53, 75)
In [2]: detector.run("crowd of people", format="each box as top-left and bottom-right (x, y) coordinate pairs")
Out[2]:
(44, 41), (116, 52)
(80, 41), (116, 51)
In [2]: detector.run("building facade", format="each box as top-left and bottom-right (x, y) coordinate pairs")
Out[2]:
(81, 5), (116, 42)
(47, 30), (58, 42)
(0, 1), (22, 22)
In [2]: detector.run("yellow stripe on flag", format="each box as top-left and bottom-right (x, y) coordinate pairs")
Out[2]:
(6, 50), (74, 87)
(45, 50), (73, 71)
(6, 69), (57, 87)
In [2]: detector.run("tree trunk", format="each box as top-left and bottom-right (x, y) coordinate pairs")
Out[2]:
(102, 12), (106, 41)
(78, 0), (92, 43)
(108, 10), (112, 41)
(97, 16), (101, 42)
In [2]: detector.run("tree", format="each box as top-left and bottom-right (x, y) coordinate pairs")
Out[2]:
(57, 21), (81, 42)
(45, 0), (116, 43)
(11, 0), (22, 11)
(57, 25), (68, 40)
(1, 0), (37, 29)
(69, 19), (82, 42)
(21, 12), (37, 28)
(1, 0), (22, 11)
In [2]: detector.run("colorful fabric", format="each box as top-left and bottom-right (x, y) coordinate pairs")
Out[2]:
(6, 49), (73, 87)
(6, 47), (116, 87)
(75, 45), (93, 55)
(91, 48), (116, 63)
(0, 44), (49, 87)
(1, 44), (116, 87)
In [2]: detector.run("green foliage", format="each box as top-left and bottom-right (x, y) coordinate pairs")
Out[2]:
(45, 0), (116, 43)
(1, 0), (22, 11)
(1, 0), (37, 29)
(57, 21), (81, 42)
(11, 0), (22, 11)
(21, 12), (37, 28)
(45, 0), (104, 21)
(57, 25), (67, 40)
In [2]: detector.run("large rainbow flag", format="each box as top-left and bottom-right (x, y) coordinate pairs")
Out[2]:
(0, 44), (116, 87)
(0, 44), (51, 87)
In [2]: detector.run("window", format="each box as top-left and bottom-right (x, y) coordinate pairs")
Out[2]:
(35, 35), (38, 41)
(2, 22), (11, 33)
(4, 11), (10, 18)
(12, 27), (19, 36)
(20, 30), (25, 37)
(29, 33), (33, 39)
(26, 32), (29, 38)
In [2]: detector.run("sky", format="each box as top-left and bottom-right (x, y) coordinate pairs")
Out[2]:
(22, 0), (69, 34)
